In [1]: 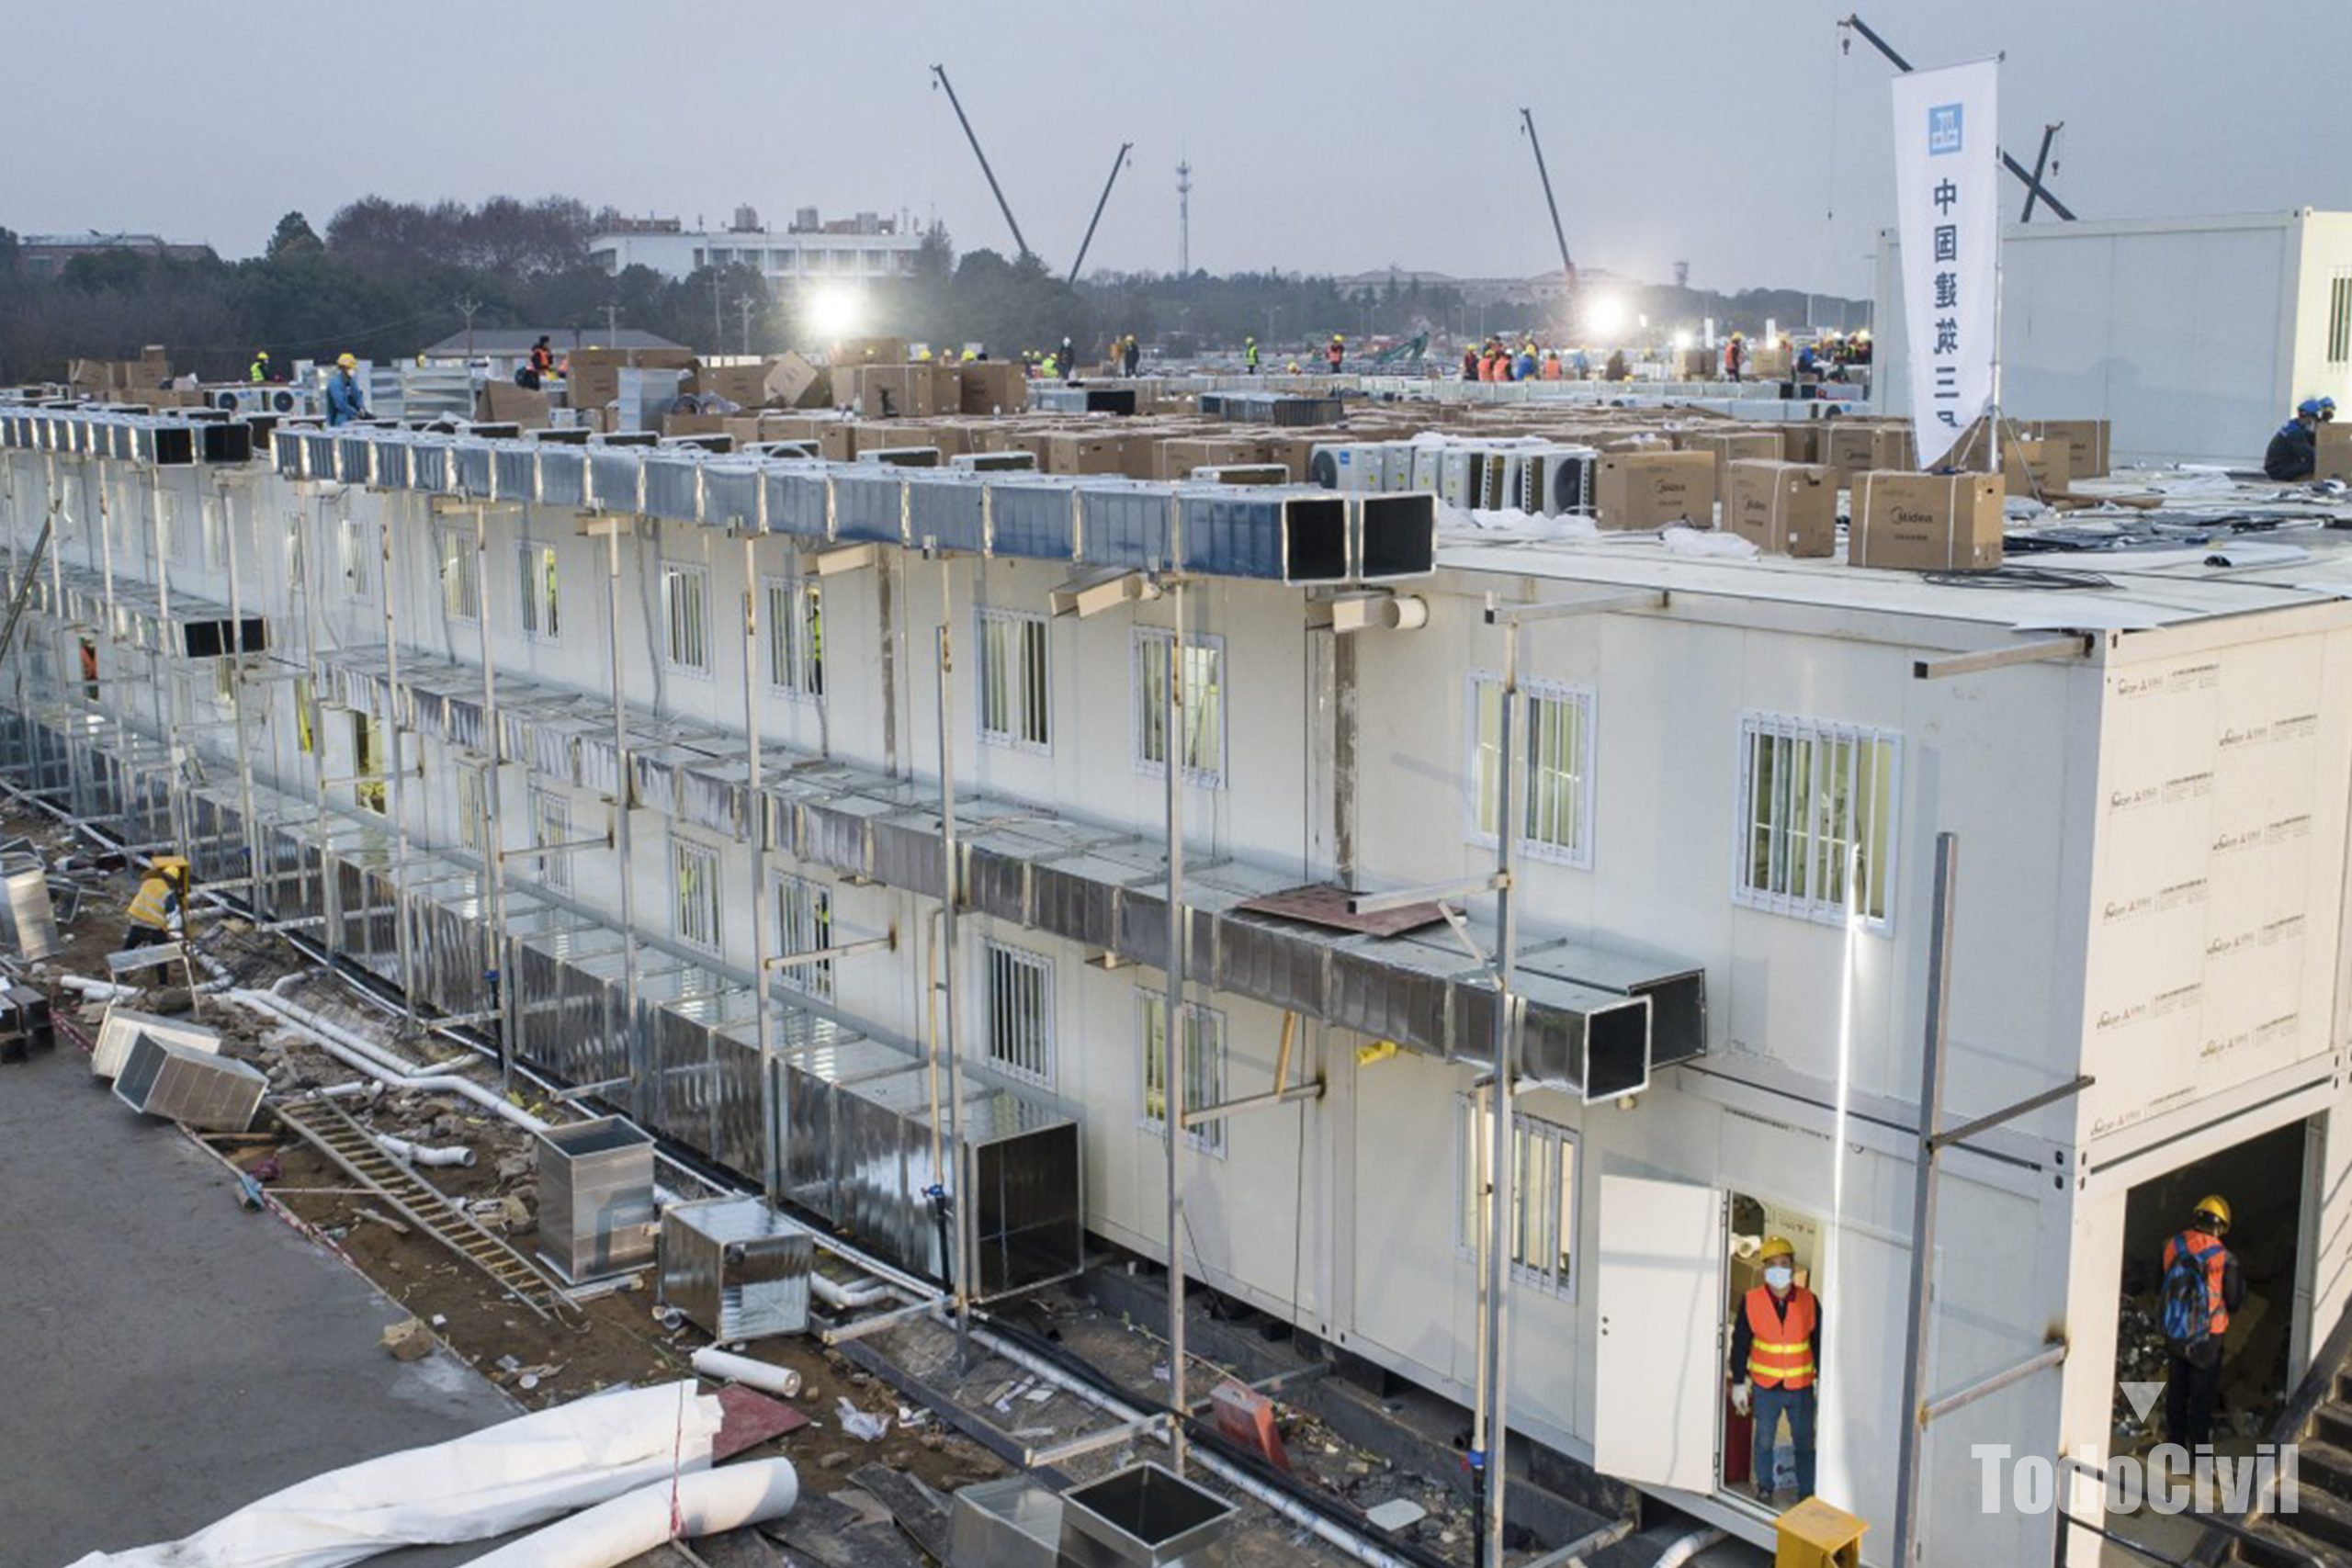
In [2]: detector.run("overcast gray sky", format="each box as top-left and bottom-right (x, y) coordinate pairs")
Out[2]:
(11, 1), (2347, 299)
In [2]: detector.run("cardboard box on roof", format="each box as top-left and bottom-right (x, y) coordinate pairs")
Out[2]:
(661, 412), (727, 439)
(1995, 435), (2071, 499)
(479, 379), (550, 429)
(958, 361), (1028, 416)
(1826, 423), (1915, 480)
(831, 337), (908, 371)
(762, 352), (829, 411)
(1852, 471), (2003, 570)
(1778, 425), (1825, 465)
(842, 364), (957, 419)
(1046, 431), (1131, 475)
(817, 422), (858, 462)
(1594, 451), (1716, 530)
(1679, 346), (1716, 380)
(695, 363), (769, 409)
(1675, 429), (1784, 466)
(1724, 460), (1836, 558)
(1157, 436), (1272, 480)
(2317, 423), (2352, 480)
(2025, 418), (2110, 479)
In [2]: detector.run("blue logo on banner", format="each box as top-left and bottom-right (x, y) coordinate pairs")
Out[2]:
(1928, 103), (1963, 155)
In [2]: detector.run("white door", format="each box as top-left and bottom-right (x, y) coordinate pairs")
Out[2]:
(1593, 1175), (1725, 1493)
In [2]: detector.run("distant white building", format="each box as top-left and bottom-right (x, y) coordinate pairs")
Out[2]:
(588, 208), (928, 294)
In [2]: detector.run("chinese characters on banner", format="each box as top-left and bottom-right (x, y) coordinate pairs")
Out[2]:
(1892, 60), (1999, 469)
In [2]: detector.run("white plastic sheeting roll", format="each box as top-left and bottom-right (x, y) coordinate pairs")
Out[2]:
(689, 1346), (804, 1398)
(64, 1382), (722, 1568)
(458, 1459), (799, 1568)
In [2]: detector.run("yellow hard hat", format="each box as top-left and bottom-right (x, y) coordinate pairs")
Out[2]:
(2194, 1195), (2233, 1233)
(336, 352), (357, 369)
(1758, 1235), (1796, 1265)
(152, 855), (192, 881)
(255, 350), (269, 360)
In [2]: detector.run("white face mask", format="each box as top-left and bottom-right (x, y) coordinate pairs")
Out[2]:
(1765, 1266), (1794, 1292)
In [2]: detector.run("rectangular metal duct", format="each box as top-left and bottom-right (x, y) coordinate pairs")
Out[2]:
(637, 454), (700, 522)
(197, 421), (254, 465)
(984, 479), (1079, 561)
(299, 428), (340, 482)
(1526, 941), (1707, 1068)
(1058, 1464), (1239, 1568)
(1211, 914), (1330, 1017)
(1455, 973), (1653, 1100)
(947, 1476), (1064, 1568)
(536, 1117), (657, 1283)
(659, 1196), (815, 1340)
(1030, 858), (1121, 952)
(132, 422), (197, 468)
(784, 1037), (919, 1223)
(92, 1005), (221, 1079)
(1353, 493), (1438, 581)
(957, 1090), (1084, 1301)
(831, 470), (907, 546)
(492, 441), (538, 503)
(870, 812), (947, 900)
(699, 461), (763, 530)
(112, 1032), (266, 1132)
(587, 446), (644, 513)
(762, 463), (831, 540)
(1327, 944), (1453, 1055)
(1028, 385), (1137, 416)
(1, 866), (59, 959)
(178, 617), (267, 659)
(455, 440), (496, 500)
(964, 844), (1033, 926)
(405, 437), (455, 496)
(337, 433), (381, 488)
(904, 472), (989, 553)
(1078, 483), (1173, 571)
(1178, 488), (1348, 584)
(534, 444), (589, 509)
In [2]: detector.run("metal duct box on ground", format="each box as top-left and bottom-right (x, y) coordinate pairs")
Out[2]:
(1351, 493), (1436, 581)
(659, 1196), (815, 1341)
(948, 1475), (1064, 1568)
(92, 1005), (220, 1079)
(1057, 1464), (1238, 1568)
(112, 1032), (266, 1132)
(536, 1116), (657, 1283)
(0, 866), (58, 959)
(955, 1089), (1084, 1302)
(784, 1037), (921, 1223)
(1178, 488), (1348, 584)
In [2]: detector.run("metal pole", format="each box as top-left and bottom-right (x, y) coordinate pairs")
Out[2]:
(2019, 123), (2061, 224)
(935, 603), (970, 1369)
(1893, 832), (1960, 1565)
(606, 521), (642, 1121)
(304, 494), (334, 964)
(217, 474), (264, 920)
(1164, 573), (1189, 1475)
(1841, 13), (2077, 220)
(1477, 618), (1524, 1568)
(475, 503), (513, 1090)
(380, 496), (415, 1024)
(743, 536), (781, 1201)
(1518, 108), (1578, 303)
(930, 64), (1033, 261)
(1069, 142), (1134, 283)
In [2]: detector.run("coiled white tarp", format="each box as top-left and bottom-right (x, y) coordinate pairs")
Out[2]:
(64, 1382), (721, 1568)
(458, 1458), (798, 1568)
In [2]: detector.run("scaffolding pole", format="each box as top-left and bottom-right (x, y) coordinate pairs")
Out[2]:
(213, 470), (265, 919)
(303, 492), (334, 964)
(605, 517), (643, 1122)
(1475, 610), (1525, 1568)
(379, 495), (417, 1022)
(1163, 570), (1190, 1474)
(475, 502), (514, 1090)
(743, 532), (781, 1201)
(928, 543), (971, 1368)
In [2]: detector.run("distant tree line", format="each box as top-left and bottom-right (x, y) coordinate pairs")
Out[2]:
(0, 192), (1863, 382)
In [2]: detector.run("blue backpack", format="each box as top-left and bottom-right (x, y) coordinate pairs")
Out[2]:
(2161, 1233), (2222, 1359)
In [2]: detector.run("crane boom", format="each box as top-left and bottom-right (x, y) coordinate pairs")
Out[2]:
(930, 64), (1033, 259)
(1518, 108), (1577, 301)
(1838, 14), (2078, 221)
(1069, 142), (1133, 282)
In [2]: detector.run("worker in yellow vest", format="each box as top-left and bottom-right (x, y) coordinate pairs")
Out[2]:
(125, 857), (192, 950)
(1728, 1235), (1820, 1506)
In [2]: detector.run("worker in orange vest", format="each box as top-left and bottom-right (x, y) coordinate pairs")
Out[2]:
(1728, 1236), (1819, 1505)
(1539, 349), (1562, 381)
(2160, 1195), (2245, 1450)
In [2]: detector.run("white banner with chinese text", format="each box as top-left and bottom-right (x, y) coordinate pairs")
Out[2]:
(1892, 60), (1999, 469)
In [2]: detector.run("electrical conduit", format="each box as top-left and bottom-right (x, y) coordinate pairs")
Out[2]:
(458, 1458), (798, 1568)
(374, 1134), (476, 1168)
(689, 1347), (803, 1398)
(225, 988), (548, 1135)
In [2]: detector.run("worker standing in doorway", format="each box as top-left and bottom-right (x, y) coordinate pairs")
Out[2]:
(2267, 398), (2325, 480)
(1728, 1236), (1819, 1506)
(124, 857), (192, 950)
(324, 353), (369, 425)
(2161, 1195), (2245, 1450)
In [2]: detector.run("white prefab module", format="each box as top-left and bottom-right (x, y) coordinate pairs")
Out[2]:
(12, 402), (2352, 1565)
(1875, 208), (2352, 463)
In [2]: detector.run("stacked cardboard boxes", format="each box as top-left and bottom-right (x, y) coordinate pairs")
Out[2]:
(1723, 461), (1836, 558)
(1851, 472), (2004, 570)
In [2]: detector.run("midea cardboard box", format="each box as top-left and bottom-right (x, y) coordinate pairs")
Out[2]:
(1594, 451), (1716, 530)
(2026, 418), (2111, 479)
(1675, 429), (1784, 466)
(1826, 423), (1916, 480)
(1851, 471), (2004, 571)
(1723, 460), (1836, 558)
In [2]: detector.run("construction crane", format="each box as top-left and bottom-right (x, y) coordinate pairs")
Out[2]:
(1517, 109), (1577, 311)
(930, 64), (1033, 261)
(2019, 121), (2064, 223)
(1838, 14), (2077, 221)
(1069, 142), (1134, 283)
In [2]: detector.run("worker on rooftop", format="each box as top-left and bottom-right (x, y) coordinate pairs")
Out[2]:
(124, 857), (191, 951)
(1244, 335), (1260, 375)
(324, 354), (369, 426)
(1540, 348), (1562, 381)
(247, 349), (269, 384)
(1326, 334), (1344, 374)
(1058, 335), (1076, 385)
(2266, 398), (2325, 480)
(1604, 347), (1629, 382)
(1723, 332), (1746, 383)
(1123, 334), (1141, 377)
(521, 336), (554, 389)
(1728, 1235), (1819, 1507)
(2160, 1195), (2245, 1451)
(1460, 344), (1479, 382)
(1515, 342), (1538, 381)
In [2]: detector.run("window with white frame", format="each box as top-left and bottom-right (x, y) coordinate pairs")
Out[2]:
(1456, 1097), (1577, 1296)
(672, 837), (722, 953)
(762, 575), (824, 700)
(517, 543), (560, 642)
(983, 941), (1055, 1087)
(338, 515), (370, 601)
(2331, 272), (2352, 367)
(1736, 714), (1899, 927)
(1138, 992), (1227, 1156)
(662, 562), (711, 674)
(1468, 675), (1595, 866)
(439, 528), (480, 621)
(455, 763), (486, 853)
(773, 873), (835, 1001)
(529, 788), (572, 891)
(1133, 629), (1226, 785)
(977, 608), (1050, 750)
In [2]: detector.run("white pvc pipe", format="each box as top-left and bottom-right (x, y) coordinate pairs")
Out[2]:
(812, 1274), (893, 1312)
(458, 1458), (798, 1568)
(1650, 1527), (1728, 1568)
(225, 989), (548, 1135)
(375, 1134), (476, 1168)
(58, 975), (141, 1001)
(690, 1347), (803, 1398)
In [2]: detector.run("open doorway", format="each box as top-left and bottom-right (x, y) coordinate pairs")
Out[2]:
(2111, 1118), (2311, 1459)
(1724, 1190), (1823, 1504)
